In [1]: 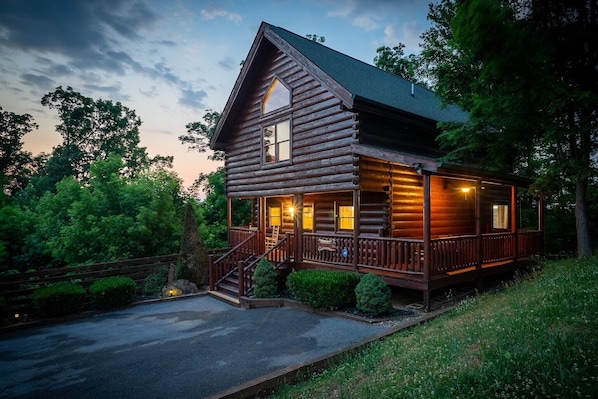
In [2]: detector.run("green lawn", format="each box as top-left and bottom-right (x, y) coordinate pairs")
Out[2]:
(269, 257), (598, 399)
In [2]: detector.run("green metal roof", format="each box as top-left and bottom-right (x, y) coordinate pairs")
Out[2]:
(267, 23), (468, 123)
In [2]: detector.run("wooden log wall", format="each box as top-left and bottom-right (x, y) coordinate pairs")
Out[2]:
(358, 112), (445, 159)
(430, 176), (476, 237)
(224, 45), (358, 198)
(359, 158), (480, 238)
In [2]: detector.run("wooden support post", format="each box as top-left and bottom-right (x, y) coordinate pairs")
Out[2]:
(511, 185), (518, 261)
(538, 196), (545, 255)
(423, 174), (431, 311)
(353, 189), (360, 272)
(295, 193), (303, 263)
(227, 197), (232, 246)
(259, 197), (266, 254)
(209, 254), (215, 291)
(238, 261), (245, 298)
(475, 180), (483, 269)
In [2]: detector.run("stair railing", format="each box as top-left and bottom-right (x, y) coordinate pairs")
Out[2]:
(209, 231), (258, 291)
(240, 233), (292, 297)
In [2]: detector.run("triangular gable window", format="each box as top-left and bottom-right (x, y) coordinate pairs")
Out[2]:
(262, 78), (290, 114)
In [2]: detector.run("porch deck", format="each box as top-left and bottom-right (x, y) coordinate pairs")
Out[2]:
(214, 228), (543, 310)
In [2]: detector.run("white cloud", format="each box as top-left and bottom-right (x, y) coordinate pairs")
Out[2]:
(382, 20), (424, 54)
(200, 7), (242, 23)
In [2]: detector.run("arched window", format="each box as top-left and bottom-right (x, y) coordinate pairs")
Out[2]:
(262, 78), (290, 114)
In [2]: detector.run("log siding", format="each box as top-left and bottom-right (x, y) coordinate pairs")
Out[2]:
(224, 47), (358, 198)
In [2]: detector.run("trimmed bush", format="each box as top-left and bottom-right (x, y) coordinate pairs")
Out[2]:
(142, 265), (169, 295)
(253, 258), (278, 298)
(286, 269), (360, 310)
(33, 282), (86, 318)
(355, 273), (393, 316)
(89, 276), (136, 310)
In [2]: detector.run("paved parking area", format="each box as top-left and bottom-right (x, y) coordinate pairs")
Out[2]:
(0, 295), (392, 398)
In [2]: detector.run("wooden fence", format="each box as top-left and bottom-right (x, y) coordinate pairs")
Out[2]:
(0, 254), (178, 322)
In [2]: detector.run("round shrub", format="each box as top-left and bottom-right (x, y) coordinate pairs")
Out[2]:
(355, 273), (393, 316)
(286, 269), (360, 310)
(253, 258), (278, 298)
(33, 282), (86, 318)
(89, 276), (136, 310)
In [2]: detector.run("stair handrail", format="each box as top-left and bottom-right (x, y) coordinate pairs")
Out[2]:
(240, 234), (292, 296)
(209, 231), (258, 290)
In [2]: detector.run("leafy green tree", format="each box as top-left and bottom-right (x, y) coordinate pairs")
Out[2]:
(0, 106), (36, 196)
(421, 0), (597, 257)
(40, 86), (149, 182)
(374, 44), (427, 86)
(0, 204), (35, 272)
(179, 110), (224, 162)
(33, 155), (184, 265)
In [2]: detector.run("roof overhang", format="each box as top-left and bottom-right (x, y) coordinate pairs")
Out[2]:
(352, 144), (534, 187)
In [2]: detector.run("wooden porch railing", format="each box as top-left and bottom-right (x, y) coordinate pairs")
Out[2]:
(209, 231), (257, 290)
(237, 234), (293, 297)
(301, 231), (543, 276)
(229, 227), (258, 248)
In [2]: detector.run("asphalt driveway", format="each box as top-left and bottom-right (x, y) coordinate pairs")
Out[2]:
(0, 295), (393, 398)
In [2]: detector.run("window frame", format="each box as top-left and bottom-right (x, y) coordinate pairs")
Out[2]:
(261, 77), (291, 116)
(261, 118), (291, 166)
(268, 205), (282, 227)
(302, 204), (314, 231)
(336, 202), (354, 232)
(492, 204), (509, 230)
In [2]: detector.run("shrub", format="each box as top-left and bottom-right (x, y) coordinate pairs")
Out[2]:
(253, 258), (278, 298)
(33, 282), (86, 318)
(142, 266), (169, 295)
(89, 276), (136, 310)
(355, 273), (393, 316)
(286, 269), (360, 310)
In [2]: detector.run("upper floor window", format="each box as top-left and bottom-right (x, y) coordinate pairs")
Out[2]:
(262, 78), (290, 114)
(263, 120), (290, 164)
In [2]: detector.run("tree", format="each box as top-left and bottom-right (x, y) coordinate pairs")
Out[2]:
(421, 0), (597, 257)
(34, 155), (185, 266)
(179, 110), (223, 162)
(178, 202), (209, 286)
(0, 106), (36, 196)
(306, 34), (325, 43)
(374, 44), (427, 85)
(41, 86), (149, 181)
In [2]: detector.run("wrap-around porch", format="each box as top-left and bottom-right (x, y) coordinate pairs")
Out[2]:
(212, 227), (543, 310)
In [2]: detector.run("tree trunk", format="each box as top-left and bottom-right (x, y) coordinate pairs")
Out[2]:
(575, 176), (593, 258)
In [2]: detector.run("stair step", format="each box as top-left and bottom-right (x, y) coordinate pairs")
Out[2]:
(209, 290), (240, 306)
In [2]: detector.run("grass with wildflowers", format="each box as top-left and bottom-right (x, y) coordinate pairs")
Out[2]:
(268, 257), (598, 399)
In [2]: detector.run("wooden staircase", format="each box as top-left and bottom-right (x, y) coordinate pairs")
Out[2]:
(209, 233), (292, 307)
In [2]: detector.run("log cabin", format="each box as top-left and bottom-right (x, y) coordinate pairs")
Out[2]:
(208, 22), (544, 310)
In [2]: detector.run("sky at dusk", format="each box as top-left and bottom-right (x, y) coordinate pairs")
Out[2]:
(0, 0), (433, 190)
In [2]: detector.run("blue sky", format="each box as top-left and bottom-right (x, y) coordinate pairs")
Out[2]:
(0, 0), (433, 189)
